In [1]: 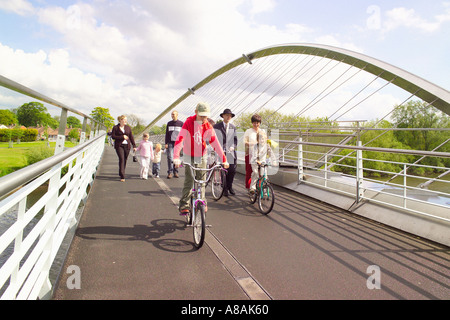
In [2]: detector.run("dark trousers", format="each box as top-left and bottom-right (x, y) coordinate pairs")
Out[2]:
(115, 144), (131, 179)
(226, 162), (236, 191)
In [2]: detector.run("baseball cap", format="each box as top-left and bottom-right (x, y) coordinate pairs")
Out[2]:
(196, 102), (210, 117)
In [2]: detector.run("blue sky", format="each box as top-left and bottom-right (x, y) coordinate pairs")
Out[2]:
(0, 0), (449, 123)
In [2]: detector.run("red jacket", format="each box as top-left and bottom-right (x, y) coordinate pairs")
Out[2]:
(174, 115), (226, 162)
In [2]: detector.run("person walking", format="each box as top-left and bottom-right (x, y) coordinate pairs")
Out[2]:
(111, 115), (137, 182)
(213, 108), (238, 196)
(165, 110), (183, 179)
(135, 133), (153, 180)
(173, 102), (229, 215)
(152, 143), (162, 178)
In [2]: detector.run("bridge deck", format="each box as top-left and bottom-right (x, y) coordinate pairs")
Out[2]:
(53, 146), (449, 300)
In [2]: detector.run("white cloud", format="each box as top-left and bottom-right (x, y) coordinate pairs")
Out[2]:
(383, 6), (450, 33)
(0, 0), (34, 16)
(1, 0), (386, 124)
(249, 0), (276, 17)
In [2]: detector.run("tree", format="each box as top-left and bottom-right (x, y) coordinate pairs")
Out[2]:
(41, 112), (59, 129)
(0, 109), (17, 126)
(16, 102), (47, 127)
(68, 128), (80, 141)
(67, 116), (82, 128)
(391, 100), (449, 151)
(90, 107), (114, 130)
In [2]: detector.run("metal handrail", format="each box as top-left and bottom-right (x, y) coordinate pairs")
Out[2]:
(0, 132), (106, 300)
(0, 75), (104, 129)
(0, 133), (106, 198)
(277, 139), (450, 158)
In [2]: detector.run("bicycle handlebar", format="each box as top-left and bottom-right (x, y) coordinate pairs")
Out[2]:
(180, 162), (226, 184)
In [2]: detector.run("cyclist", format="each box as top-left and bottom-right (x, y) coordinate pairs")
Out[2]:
(244, 114), (268, 194)
(173, 102), (229, 216)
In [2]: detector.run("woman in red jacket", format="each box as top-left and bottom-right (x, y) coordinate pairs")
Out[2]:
(111, 115), (137, 181)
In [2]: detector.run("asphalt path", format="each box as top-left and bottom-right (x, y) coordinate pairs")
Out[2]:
(53, 145), (450, 300)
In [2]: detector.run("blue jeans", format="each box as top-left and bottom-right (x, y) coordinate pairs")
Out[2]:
(152, 162), (161, 176)
(166, 143), (178, 175)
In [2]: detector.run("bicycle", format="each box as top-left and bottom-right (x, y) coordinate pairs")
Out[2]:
(207, 150), (226, 200)
(182, 162), (227, 248)
(249, 162), (275, 215)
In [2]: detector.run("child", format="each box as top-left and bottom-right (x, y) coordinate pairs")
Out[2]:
(152, 143), (162, 178)
(136, 133), (154, 179)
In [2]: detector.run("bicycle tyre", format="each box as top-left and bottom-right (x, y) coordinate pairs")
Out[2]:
(193, 203), (206, 248)
(258, 182), (275, 215)
(211, 168), (225, 200)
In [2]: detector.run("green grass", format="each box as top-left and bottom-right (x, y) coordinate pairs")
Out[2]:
(0, 141), (77, 177)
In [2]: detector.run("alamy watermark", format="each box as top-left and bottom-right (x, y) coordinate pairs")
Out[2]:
(366, 265), (381, 289)
(367, 5), (382, 30)
(66, 265), (81, 289)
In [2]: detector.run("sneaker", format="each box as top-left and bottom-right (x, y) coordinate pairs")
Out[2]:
(179, 209), (190, 216)
(167, 173), (172, 179)
(156, 175), (160, 178)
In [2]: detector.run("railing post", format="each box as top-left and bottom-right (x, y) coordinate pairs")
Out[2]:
(403, 163), (407, 209)
(7, 198), (26, 298)
(324, 153), (328, 188)
(298, 133), (304, 184)
(79, 117), (88, 144)
(54, 108), (68, 155)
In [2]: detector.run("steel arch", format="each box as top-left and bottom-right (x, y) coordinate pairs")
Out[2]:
(146, 43), (450, 129)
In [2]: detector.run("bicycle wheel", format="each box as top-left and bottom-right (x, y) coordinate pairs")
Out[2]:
(258, 182), (275, 215)
(193, 203), (206, 248)
(211, 168), (225, 200)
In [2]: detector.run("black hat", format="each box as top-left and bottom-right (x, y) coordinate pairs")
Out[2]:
(220, 108), (235, 118)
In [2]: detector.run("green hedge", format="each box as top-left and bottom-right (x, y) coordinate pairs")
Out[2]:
(0, 128), (38, 142)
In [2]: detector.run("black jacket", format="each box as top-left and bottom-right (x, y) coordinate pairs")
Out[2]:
(213, 121), (237, 164)
(165, 120), (184, 145)
(111, 124), (136, 150)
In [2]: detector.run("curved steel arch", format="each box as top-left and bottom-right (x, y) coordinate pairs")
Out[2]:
(147, 43), (450, 129)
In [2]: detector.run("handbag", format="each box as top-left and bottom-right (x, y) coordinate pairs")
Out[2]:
(133, 154), (138, 162)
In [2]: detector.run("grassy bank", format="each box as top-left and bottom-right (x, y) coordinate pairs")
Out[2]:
(0, 141), (77, 177)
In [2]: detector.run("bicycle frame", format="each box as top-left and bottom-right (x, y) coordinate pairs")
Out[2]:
(257, 164), (269, 197)
(183, 162), (224, 219)
(181, 162), (226, 248)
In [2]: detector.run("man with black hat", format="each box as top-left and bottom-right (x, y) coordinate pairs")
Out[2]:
(214, 108), (238, 196)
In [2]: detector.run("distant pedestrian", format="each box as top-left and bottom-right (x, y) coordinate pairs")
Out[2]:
(165, 110), (183, 179)
(111, 115), (137, 182)
(136, 133), (153, 180)
(152, 143), (162, 178)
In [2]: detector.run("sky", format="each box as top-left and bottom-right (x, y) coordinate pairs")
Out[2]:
(0, 0), (449, 125)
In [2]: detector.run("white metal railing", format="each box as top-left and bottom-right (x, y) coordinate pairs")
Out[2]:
(0, 132), (106, 299)
(150, 124), (449, 223)
(0, 74), (108, 299)
(264, 123), (450, 223)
